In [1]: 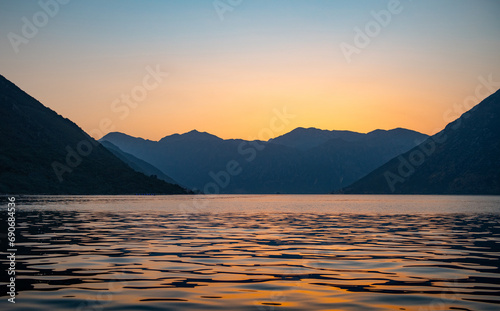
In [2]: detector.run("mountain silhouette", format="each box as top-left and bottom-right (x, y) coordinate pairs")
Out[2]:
(269, 127), (364, 150)
(342, 89), (500, 194)
(0, 74), (189, 194)
(100, 140), (180, 185)
(102, 127), (427, 194)
(160, 130), (223, 144)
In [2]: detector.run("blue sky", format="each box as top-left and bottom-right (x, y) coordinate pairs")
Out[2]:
(1, 0), (499, 139)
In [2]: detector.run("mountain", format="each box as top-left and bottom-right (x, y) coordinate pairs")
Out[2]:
(100, 140), (179, 185)
(342, 89), (500, 194)
(101, 127), (427, 194)
(0, 74), (189, 195)
(159, 130), (222, 144)
(269, 127), (364, 150)
(271, 127), (426, 151)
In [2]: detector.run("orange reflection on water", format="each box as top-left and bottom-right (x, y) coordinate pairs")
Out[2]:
(5, 195), (500, 310)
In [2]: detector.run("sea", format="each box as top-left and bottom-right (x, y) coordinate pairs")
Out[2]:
(1, 195), (500, 311)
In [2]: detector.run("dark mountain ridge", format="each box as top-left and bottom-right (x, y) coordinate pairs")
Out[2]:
(0, 74), (189, 194)
(342, 89), (500, 194)
(100, 140), (179, 185)
(102, 126), (427, 194)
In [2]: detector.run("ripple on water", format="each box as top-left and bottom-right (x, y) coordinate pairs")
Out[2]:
(1, 196), (500, 310)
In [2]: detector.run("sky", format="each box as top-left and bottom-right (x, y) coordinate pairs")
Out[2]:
(1, 0), (499, 140)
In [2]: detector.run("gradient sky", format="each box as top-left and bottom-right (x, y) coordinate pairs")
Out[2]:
(1, 0), (499, 140)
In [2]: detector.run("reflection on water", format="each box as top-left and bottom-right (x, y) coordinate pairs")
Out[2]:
(1, 195), (500, 310)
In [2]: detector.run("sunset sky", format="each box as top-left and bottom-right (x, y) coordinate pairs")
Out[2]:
(1, 0), (499, 140)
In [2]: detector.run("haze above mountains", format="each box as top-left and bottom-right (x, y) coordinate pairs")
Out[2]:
(1, 73), (499, 195)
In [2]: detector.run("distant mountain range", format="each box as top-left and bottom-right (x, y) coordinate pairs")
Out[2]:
(101, 127), (427, 194)
(5, 71), (494, 195)
(0, 74), (189, 195)
(342, 89), (500, 194)
(100, 140), (180, 185)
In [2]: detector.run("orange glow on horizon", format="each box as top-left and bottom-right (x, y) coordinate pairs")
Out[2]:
(2, 1), (497, 142)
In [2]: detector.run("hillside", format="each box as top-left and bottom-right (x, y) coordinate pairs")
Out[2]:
(102, 128), (427, 194)
(342, 89), (500, 194)
(0, 75), (189, 195)
(100, 140), (180, 185)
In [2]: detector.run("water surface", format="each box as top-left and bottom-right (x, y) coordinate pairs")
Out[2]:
(1, 195), (500, 310)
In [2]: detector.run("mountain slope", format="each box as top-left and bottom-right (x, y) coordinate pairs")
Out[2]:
(269, 127), (364, 150)
(102, 128), (427, 194)
(100, 140), (179, 185)
(0, 74), (188, 194)
(342, 89), (500, 194)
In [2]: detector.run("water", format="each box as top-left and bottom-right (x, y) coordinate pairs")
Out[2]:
(1, 195), (500, 310)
